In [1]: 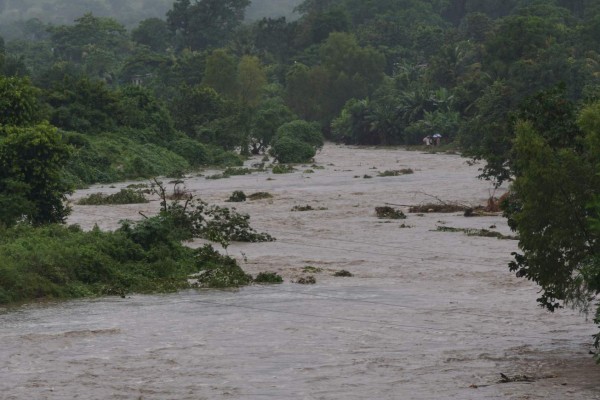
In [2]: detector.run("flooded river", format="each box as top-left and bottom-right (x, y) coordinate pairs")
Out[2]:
(1, 145), (599, 399)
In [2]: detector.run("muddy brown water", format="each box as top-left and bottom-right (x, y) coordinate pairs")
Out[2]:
(1, 144), (599, 399)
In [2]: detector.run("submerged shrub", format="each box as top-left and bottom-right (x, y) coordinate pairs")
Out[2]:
(375, 206), (406, 219)
(435, 226), (517, 240)
(296, 276), (316, 284)
(377, 169), (414, 177)
(408, 203), (467, 213)
(193, 245), (252, 288)
(248, 192), (273, 200)
(334, 270), (353, 277)
(302, 266), (322, 273)
(77, 188), (148, 205)
(151, 180), (275, 248)
(292, 205), (314, 211)
(254, 271), (283, 284)
(226, 191), (247, 202)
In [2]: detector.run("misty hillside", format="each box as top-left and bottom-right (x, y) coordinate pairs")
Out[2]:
(246, 0), (301, 21)
(0, 0), (301, 30)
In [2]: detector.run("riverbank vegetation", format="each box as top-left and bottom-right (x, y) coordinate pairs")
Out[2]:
(0, 184), (275, 305)
(1, 0), (600, 358)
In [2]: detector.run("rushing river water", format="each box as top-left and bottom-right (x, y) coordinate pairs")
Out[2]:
(1, 145), (599, 399)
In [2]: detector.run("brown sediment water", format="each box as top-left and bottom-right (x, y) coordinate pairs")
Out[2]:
(1, 144), (599, 399)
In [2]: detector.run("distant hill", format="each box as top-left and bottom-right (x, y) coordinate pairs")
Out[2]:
(0, 0), (302, 30)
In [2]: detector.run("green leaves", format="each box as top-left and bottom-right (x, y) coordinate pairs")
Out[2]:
(507, 106), (600, 313)
(167, 0), (251, 51)
(0, 76), (41, 126)
(0, 122), (72, 226)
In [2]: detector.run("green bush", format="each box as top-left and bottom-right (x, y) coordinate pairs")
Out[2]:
(210, 146), (244, 167)
(169, 138), (212, 167)
(275, 120), (324, 149)
(270, 136), (315, 163)
(269, 119), (324, 163)
(192, 245), (252, 288)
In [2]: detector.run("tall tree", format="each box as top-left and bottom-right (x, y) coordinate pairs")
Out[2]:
(167, 0), (251, 51)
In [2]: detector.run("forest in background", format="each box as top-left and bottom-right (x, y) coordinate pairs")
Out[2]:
(0, 0), (301, 36)
(1, 0), (600, 355)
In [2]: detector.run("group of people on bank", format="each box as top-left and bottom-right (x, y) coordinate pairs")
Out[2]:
(422, 133), (442, 146)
